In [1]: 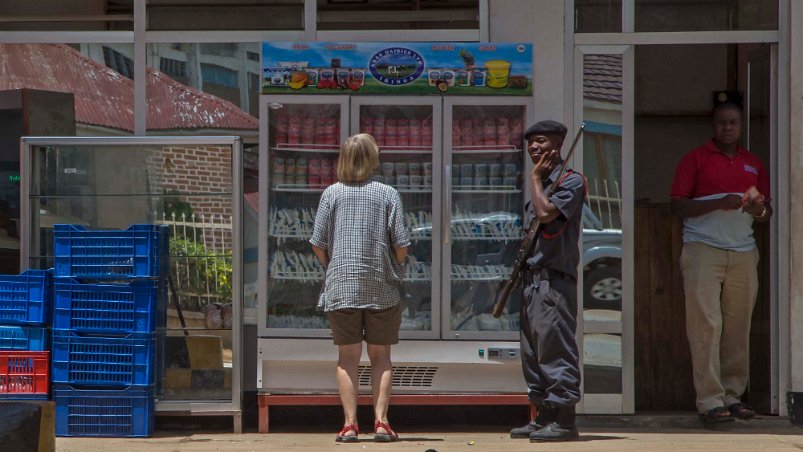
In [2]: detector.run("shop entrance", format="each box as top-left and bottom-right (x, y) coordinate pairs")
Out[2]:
(631, 43), (776, 413)
(575, 42), (776, 414)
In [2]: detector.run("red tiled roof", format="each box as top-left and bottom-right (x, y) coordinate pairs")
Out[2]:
(0, 43), (257, 132)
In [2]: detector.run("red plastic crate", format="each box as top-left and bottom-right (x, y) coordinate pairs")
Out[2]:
(0, 351), (49, 397)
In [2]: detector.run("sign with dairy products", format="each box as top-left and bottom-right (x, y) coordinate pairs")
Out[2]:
(261, 42), (532, 95)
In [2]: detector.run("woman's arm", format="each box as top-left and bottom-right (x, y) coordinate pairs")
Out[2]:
(312, 245), (329, 268)
(394, 246), (408, 266)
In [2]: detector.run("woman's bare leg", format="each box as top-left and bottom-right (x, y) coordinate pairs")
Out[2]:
(367, 343), (393, 431)
(336, 343), (363, 433)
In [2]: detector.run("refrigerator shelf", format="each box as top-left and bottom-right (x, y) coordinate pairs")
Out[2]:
(452, 235), (521, 241)
(380, 149), (434, 155)
(273, 144), (340, 153)
(269, 273), (324, 281)
(268, 274), (433, 282)
(452, 186), (521, 194)
(272, 185), (326, 192)
(397, 188), (434, 193)
(452, 276), (508, 282)
(269, 233), (312, 239)
(453, 145), (521, 154)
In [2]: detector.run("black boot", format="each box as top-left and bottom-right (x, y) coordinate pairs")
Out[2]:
(510, 404), (556, 438)
(529, 405), (579, 442)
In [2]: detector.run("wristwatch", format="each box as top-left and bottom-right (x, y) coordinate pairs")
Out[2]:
(753, 204), (768, 219)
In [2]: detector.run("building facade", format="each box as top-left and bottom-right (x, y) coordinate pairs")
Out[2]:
(0, 0), (800, 418)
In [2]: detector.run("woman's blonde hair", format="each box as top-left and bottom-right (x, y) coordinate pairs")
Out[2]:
(336, 133), (380, 183)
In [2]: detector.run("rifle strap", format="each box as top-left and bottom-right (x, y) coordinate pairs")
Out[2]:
(541, 169), (587, 240)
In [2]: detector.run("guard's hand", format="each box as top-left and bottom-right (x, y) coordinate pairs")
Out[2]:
(718, 194), (743, 211)
(532, 149), (559, 180)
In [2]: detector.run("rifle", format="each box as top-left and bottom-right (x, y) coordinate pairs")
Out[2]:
(492, 123), (585, 318)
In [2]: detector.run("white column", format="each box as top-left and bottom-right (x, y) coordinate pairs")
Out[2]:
(787, 0), (803, 400)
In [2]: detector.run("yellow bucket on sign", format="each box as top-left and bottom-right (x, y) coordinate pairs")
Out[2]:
(484, 60), (511, 88)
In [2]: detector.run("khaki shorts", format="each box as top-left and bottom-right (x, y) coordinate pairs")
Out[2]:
(327, 304), (403, 345)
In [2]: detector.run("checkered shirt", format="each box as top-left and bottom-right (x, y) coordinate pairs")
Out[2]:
(310, 180), (410, 311)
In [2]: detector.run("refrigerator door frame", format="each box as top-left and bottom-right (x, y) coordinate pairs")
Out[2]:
(349, 96), (443, 340)
(441, 97), (534, 341)
(258, 95), (351, 338)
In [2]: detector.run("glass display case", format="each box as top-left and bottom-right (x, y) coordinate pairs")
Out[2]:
(20, 137), (243, 416)
(258, 95), (532, 394)
(260, 95), (349, 336)
(351, 97), (442, 338)
(444, 99), (526, 340)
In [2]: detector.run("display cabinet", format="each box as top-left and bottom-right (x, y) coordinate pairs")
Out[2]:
(20, 136), (243, 425)
(258, 95), (533, 394)
(259, 95), (349, 337)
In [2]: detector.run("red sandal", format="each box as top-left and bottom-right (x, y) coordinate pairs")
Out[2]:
(374, 420), (399, 442)
(335, 423), (359, 443)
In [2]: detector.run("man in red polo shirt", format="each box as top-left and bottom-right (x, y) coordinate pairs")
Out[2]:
(670, 101), (771, 426)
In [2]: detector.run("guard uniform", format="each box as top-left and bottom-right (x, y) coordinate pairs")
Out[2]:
(521, 163), (585, 409)
(509, 119), (586, 442)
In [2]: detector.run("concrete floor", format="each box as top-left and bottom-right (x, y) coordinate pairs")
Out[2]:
(56, 427), (803, 452)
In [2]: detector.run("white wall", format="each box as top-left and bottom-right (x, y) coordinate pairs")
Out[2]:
(489, 0), (566, 124)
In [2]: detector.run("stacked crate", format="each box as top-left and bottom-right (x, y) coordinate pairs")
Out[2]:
(51, 224), (168, 438)
(0, 269), (53, 401)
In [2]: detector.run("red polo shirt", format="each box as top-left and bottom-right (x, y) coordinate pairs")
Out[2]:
(670, 139), (770, 201)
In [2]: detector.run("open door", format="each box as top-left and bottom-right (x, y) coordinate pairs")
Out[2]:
(744, 43), (777, 414)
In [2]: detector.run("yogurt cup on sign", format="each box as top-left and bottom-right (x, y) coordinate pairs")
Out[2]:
(442, 69), (456, 86)
(351, 69), (366, 86)
(428, 69), (441, 87)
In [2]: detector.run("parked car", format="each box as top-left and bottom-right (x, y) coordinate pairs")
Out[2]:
(582, 206), (622, 311)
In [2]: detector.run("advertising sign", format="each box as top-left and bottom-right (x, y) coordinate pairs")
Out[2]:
(261, 42), (532, 95)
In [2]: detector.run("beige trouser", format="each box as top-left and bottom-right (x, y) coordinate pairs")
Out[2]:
(680, 241), (759, 413)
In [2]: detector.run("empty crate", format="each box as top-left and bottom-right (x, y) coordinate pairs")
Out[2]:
(0, 326), (48, 351)
(51, 330), (156, 387)
(54, 384), (154, 437)
(0, 269), (52, 325)
(53, 278), (163, 334)
(54, 224), (168, 279)
(0, 351), (50, 398)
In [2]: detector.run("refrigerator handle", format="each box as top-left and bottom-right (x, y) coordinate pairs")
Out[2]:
(444, 164), (451, 245)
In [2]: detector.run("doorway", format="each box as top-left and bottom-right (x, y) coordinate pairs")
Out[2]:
(631, 43), (775, 413)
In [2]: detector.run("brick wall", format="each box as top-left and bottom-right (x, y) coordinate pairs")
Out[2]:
(148, 145), (234, 248)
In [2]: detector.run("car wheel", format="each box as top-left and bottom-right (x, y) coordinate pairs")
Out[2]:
(584, 265), (622, 310)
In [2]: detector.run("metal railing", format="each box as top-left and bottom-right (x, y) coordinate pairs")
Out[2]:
(586, 177), (621, 230)
(153, 212), (234, 312)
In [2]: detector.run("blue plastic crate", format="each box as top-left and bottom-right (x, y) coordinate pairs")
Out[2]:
(54, 224), (169, 279)
(51, 330), (155, 387)
(0, 326), (48, 351)
(53, 278), (164, 334)
(54, 384), (154, 437)
(0, 269), (52, 325)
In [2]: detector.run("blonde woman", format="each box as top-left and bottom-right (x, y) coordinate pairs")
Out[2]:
(310, 133), (409, 443)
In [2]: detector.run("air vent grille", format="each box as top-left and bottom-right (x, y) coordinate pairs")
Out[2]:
(357, 365), (438, 388)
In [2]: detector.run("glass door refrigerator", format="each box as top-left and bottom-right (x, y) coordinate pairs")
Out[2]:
(258, 96), (532, 394)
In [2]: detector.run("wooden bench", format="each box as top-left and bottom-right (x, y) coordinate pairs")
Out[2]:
(257, 393), (533, 433)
